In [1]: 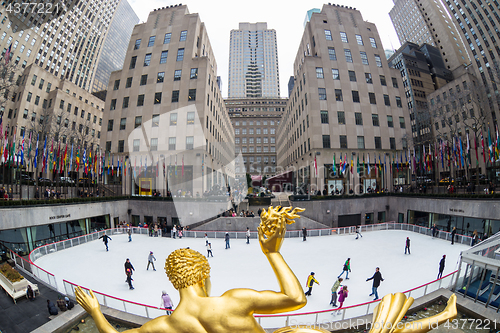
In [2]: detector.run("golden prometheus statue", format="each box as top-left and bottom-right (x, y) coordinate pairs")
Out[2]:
(75, 206), (457, 333)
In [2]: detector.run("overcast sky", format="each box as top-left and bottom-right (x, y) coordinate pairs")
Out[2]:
(128, 0), (401, 98)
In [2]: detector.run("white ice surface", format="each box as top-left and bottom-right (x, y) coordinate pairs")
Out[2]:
(35, 229), (468, 326)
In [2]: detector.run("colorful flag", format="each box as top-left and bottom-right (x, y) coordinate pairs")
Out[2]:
(333, 153), (336, 176)
(481, 132), (486, 163)
(69, 144), (73, 172)
(34, 134), (39, 169)
(42, 136), (47, 172)
(4, 43), (12, 65)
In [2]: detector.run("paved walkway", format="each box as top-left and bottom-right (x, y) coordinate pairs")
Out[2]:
(0, 270), (63, 333)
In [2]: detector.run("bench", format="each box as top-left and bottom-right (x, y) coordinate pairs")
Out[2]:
(0, 271), (39, 303)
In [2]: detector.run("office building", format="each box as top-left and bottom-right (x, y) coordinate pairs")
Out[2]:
(228, 23), (280, 98)
(276, 4), (411, 194)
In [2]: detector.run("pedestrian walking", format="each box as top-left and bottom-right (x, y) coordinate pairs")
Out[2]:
(451, 227), (456, 245)
(366, 267), (384, 300)
(330, 277), (343, 307)
(304, 272), (319, 296)
(225, 232), (230, 249)
(337, 285), (348, 309)
(405, 237), (411, 254)
(355, 225), (363, 239)
(172, 225), (177, 239)
(302, 227), (307, 241)
(338, 258), (351, 280)
(161, 291), (174, 315)
(98, 234), (112, 251)
(127, 226), (132, 242)
(147, 251), (157, 271)
(246, 227), (250, 244)
(126, 268), (134, 290)
(207, 243), (213, 257)
(437, 255), (446, 279)
(124, 258), (135, 282)
(205, 233), (209, 246)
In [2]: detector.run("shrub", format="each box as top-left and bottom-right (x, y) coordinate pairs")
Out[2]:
(0, 263), (24, 283)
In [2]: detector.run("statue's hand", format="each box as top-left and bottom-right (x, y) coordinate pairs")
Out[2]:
(258, 220), (285, 254)
(75, 286), (101, 315)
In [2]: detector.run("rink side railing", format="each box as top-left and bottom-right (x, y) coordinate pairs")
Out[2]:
(15, 223), (466, 324)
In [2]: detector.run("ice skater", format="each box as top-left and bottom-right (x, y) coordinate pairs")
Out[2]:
(126, 268), (134, 290)
(366, 267), (384, 301)
(437, 255), (446, 279)
(207, 243), (213, 257)
(172, 225), (177, 239)
(405, 237), (411, 254)
(355, 225), (362, 239)
(330, 277), (343, 307)
(302, 227), (307, 241)
(432, 224), (438, 238)
(127, 226), (132, 242)
(161, 291), (174, 315)
(147, 251), (157, 271)
(124, 258), (135, 282)
(98, 234), (112, 251)
(205, 233), (209, 246)
(304, 272), (319, 296)
(225, 232), (230, 249)
(451, 227), (456, 245)
(246, 227), (250, 244)
(337, 285), (348, 309)
(338, 258), (351, 280)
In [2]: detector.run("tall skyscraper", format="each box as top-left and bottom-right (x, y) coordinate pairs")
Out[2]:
(277, 4), (411, 193)
(228, 23), (280, 98)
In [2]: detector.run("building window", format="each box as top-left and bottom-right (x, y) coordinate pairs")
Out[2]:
(369, 92), (376, 104)
(357, 136), (365, 149)
(348, 70), (356, 82)
(130, 56), (137, 69)
(126, 77), (132, 88)
(375, 136), (382, 149)
(190, 68), (198, 79)
(169, 137), (176, 150)
(172, 90), (179, 102)
(135, 116), (142, 128)
(123, 97), (129, 108)
(387, 115), (393, 127)
(370, 37), (377, 48)
(109, 99), (116, 110)
(337, 111), (345, 125)
(113, 79), (120, 90)
(396, 96), (402, 108)
(174, 69), (182, 81)
(352, 90), (360, 103)
(148, 36), (156, 47)
(325, 29), (332, 40)
(384, 94), (390, 106)
(344, 49), (353, 62)
(340, 135), (347, 148)
(186, 136), (194, 150)
(23, 109), (28, 119)
(335, 89), (343, 101)
(170, 113), (177, 125)
(340, 31), (348, 43)
(360, 51), (369, 65)
(118, 140), (125, 153)
(180, 30), (188, 41)
(187, 111), (195, 124)
(152, 114), (160, 127)
(322, 135), (331, 148)
(106, 141), (112, 152)
(164, 33), (171, 44)
(160, 50), (168, 64)
(38, 79), (44, 90)
(150, 138), (158, 151)
(392, 77), (398, 88)
(355, 112), (363, 125)
(399, 117), (406, 128)
(134, 39), (141, 50)
(372, 114), (379, 126)
(132, 139), (140, 152)
(320, 110), (328, 123)
(318, 88), (327, 100)
(356, 34), (363, 45)
(31, 75), (37, 86)
(120, 118), (126, 130)
(188, 89), (196, 101)
(144, 53), (152, 66)
(140, 74), (148, 85)
(137, 94), (145, 106)
(328, 47), (336, 60)
(374, 54), (382, 67)
(154, 92), (162, 104)
(107, 119), (114, 131)
(176, 48), (184, 61)
(390, 138), (396, 150)
(380, 75), (386, 86)
(316, 67), (324, 79)
(332, 68), (340, 80)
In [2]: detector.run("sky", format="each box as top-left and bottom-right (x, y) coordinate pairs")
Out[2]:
(127, 0), (402, 98)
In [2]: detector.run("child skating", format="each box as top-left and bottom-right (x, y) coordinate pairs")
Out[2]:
(338, 258), (351, 279)
(207, 243), (213, 257)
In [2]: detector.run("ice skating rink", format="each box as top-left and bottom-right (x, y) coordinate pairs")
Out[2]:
(35, 229), (468, 315)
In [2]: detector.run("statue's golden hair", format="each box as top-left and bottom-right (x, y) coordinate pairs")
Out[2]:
(165, 248), (210, 290)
